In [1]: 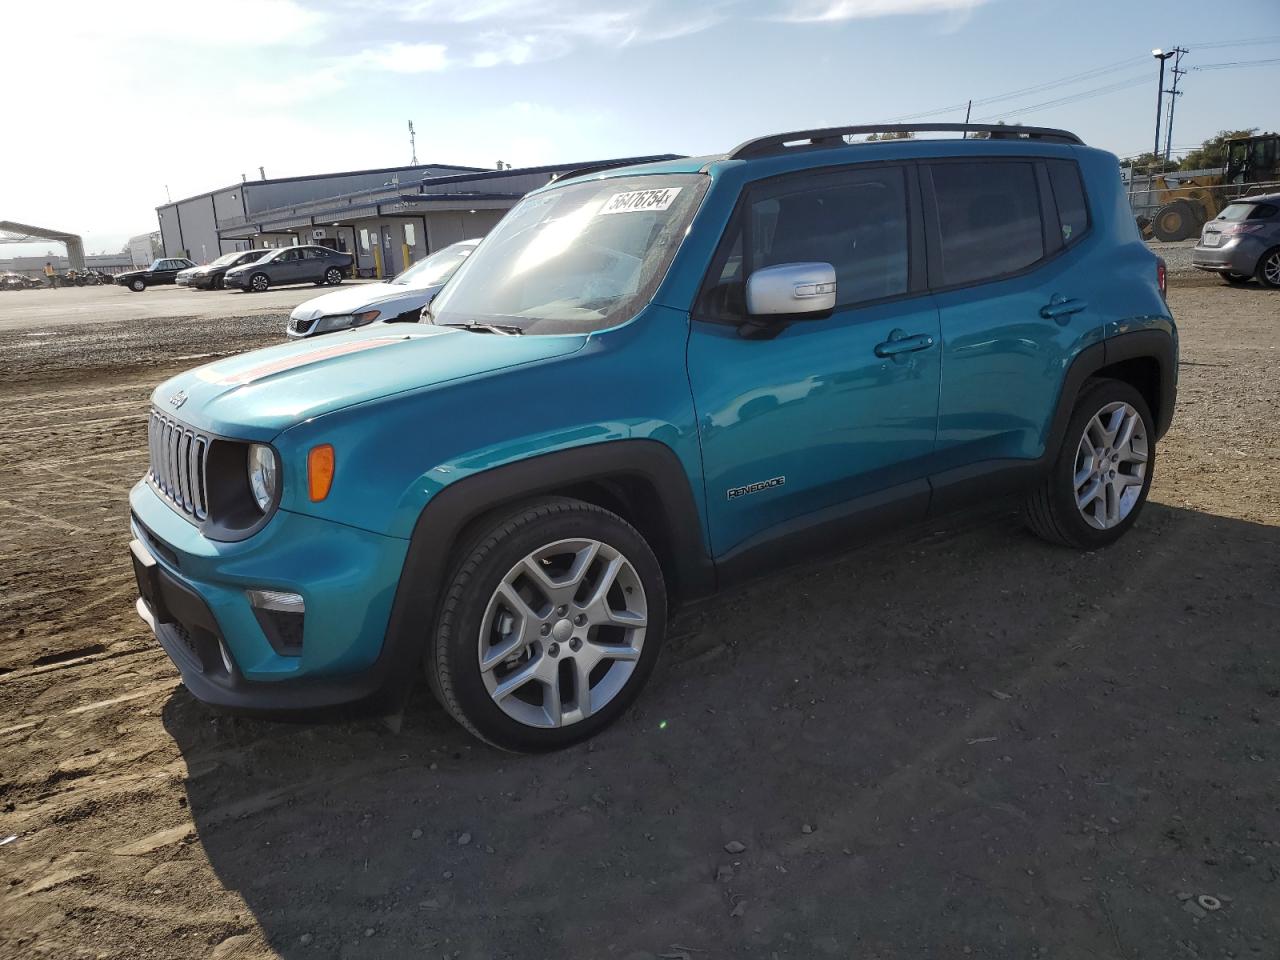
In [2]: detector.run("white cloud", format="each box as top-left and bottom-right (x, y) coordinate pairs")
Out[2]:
(7, 0), (328, 46)
(346, 41), (451, 73)
(772, 0), (988, 21)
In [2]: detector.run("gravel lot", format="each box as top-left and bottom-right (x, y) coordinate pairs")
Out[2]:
(1, 272), (1277, 960)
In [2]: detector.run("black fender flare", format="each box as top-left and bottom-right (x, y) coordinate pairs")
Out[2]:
(376, 439), (715, 702)
(1046, 329), (1177, 456)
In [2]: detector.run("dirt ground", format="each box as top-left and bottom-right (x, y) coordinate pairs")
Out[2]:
(1, 271), (1277, 960)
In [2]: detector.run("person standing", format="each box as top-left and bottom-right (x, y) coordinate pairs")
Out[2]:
(43, 262), (56, 288)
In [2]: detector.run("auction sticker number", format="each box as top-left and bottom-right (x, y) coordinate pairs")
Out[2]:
(599, 187), (682, 215)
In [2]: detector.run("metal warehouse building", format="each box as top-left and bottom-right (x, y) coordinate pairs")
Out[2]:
(157, 155), (677, 279)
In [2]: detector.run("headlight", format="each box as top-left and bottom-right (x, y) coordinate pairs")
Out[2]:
(311, 309), (381, 335)
(246, 444), (279, 513)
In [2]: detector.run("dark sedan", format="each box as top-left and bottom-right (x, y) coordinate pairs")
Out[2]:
(177, 249), (270, 290)
(115, 257), (197, 292)
(223, 245), (353, 292)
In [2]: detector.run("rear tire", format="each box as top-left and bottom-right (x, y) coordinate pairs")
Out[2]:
(427, 497), (667, 752)
(1256, 247), (1280, 289)
(325, 267), (343, 286)
(1024, 378), (1155, 549)
(1152, 200), (1197, 242)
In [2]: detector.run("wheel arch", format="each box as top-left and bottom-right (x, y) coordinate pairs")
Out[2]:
(378, 439), (715, 702)
(1048, 330), (1177, 455)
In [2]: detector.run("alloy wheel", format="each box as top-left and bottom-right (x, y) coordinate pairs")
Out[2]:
(478, 538), (647, 729)
(1073, 401), (1148, 530)
(1263, 251), (1280, 287)
(251, 274), (268, 292)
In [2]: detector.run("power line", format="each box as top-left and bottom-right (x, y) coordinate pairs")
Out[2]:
(1191, 57), (1280, 71)
(884, 54), (1149, 122)
(975, 73), (1151, 121)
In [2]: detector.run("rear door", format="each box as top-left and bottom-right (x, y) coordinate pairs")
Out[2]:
(923, 157), (1101, 483)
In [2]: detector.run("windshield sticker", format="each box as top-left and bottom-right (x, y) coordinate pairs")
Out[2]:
(598, 187), (682, 215)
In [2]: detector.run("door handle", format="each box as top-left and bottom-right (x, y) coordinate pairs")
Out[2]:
(1040, 295), (1088, 322)
(874, 330), (936, 358)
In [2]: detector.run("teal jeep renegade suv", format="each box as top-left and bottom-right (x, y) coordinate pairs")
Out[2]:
(130, 123), (1176, 751)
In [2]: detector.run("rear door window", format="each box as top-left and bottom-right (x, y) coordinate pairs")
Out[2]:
(928, 161), (1044, 287)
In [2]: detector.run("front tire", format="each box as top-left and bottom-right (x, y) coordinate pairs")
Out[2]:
(1256, 247), (1280, 289)
(129, 278), (145, 292)
(249, 273), (269, 293)
(213, 275), (225, 291)
(427, 497), (667, 752)
(324, 267), (343, 286)
(1024, 378), (1155, 549)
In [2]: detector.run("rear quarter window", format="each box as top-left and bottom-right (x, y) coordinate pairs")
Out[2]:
(1046, 159), (1089, 246)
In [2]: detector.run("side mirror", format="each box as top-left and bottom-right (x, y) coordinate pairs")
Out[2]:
(745, 262), (836, 316)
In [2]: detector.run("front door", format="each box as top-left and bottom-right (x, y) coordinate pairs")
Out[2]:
(687, 163), (941, 560)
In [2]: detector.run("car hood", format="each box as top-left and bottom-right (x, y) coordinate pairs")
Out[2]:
(151, 324), (588, 439)
(289, 282), (435, 321)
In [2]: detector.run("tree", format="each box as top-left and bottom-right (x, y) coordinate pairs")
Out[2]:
(866, 131), (914, 141)
(1119, 151), (1167, 176)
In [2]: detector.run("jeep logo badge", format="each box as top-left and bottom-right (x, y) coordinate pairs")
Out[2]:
(168, 390), (188, 409)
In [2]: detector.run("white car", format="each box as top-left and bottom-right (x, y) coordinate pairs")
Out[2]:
(286, 239), (479, 338)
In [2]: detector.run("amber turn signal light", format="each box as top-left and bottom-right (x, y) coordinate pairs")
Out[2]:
(307, 444), (335, 502)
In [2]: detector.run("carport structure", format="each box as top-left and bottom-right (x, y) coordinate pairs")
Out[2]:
(0, 221), (86, 270)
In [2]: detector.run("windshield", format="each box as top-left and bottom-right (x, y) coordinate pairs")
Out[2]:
(430, 173), (709, 334)
(208, 251), (243, 267)
(391, 241), (475, 287)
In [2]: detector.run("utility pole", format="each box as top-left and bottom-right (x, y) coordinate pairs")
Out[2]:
(1152, 49), (1175, 167)
(962, 99), (972, 138)
(1163, 46), (1188, 164)
(408, 120), (419, 166)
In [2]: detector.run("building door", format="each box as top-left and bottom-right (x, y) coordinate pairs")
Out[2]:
(379, 222), (398, 276)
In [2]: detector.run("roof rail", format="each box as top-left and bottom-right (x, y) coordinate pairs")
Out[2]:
(550, 154), (683, 183)
(728, 123), (1083, 160)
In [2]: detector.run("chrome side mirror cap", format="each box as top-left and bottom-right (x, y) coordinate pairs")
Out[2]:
(745, 262), (836, 316)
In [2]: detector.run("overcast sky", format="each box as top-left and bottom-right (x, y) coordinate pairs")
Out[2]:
(2, 0), (1276, 257)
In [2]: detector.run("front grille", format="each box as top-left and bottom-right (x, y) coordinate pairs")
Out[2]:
(147, 409), (210, 520)
(288, 316), (313, 335)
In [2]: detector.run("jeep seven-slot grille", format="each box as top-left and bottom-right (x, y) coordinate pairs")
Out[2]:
(147, 409), (210, 520)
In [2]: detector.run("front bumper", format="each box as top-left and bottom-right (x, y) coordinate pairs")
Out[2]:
(129, 481), (413, 712)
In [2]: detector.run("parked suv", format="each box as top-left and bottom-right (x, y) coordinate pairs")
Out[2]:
(116, 257), (196, 292)
(1191, 194), (1280, 287)
(177, 249), (271, 290)
(128, 123), (1176, 752)
(223, 244), (353, 292)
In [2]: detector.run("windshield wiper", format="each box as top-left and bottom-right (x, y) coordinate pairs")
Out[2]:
(442, 321), (524, 336)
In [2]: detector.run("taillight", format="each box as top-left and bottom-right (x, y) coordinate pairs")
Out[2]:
(1156, 258), (1167, 300)
(1218, 222), (1266, 236)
